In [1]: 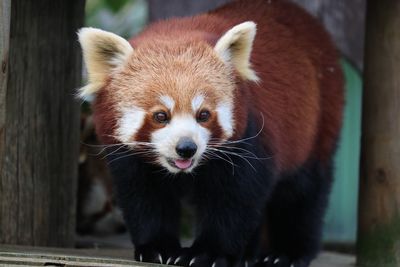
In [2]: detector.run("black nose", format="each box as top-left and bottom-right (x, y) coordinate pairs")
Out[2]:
(176, 138), (197, 158)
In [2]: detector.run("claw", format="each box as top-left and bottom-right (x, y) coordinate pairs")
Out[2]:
(139, 254), (143, 262)
(174, 256), (182, 265)
(189, 257), (196, 266)
(273, 258), (280, 264)
(212, 261), (216, 267)
(158, 253), (163, 264)
(263, 257), (269, 262)
(166, 257), (173, 265)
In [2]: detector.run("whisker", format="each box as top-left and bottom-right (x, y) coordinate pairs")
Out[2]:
(208, 145), (272, 161)
(208, 147), (257, 172)
(101, 144), (128, 159)
(103, 134), (156, 145)
(107, 153), (136, 164)
(209, 145), (259, 158)
(209, 112), (265, 146)
(205, 149), (237, 175)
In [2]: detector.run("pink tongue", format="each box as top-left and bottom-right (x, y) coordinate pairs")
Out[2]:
(174, 159), (192, 169)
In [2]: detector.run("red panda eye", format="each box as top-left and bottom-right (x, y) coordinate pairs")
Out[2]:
(197, 110), (211, 123)
(154, 111), (169, 123)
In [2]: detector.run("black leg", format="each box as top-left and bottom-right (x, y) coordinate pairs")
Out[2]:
(261, 161), (333, 267)
(107, 147), (182, 264)
(171, 154), (275, 267)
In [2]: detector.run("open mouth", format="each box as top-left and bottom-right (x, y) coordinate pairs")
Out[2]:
(167, 158), (193, 170)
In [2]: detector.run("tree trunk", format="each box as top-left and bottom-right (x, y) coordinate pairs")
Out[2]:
(357, 1), (400, 266)
(0, 0), (84, 247)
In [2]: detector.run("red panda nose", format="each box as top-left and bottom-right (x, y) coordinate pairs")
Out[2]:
(176, 137), (197, 159)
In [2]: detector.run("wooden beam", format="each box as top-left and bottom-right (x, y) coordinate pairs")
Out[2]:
(0, 245), (356, 267)
(0, 0), (10, 178)
(357, 1), (400, 265)
(0, 0), (85, 247)
(0, 245), (159, 267)
(0, 252), (151, 267)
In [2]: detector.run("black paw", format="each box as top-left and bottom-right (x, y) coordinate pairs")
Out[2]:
(253, 256), (309, 267)
(135, 243), (180, 265)
(166, 248), (231, 267)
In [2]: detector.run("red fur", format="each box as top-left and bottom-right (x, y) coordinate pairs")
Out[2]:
(92, 81), (119, 146)
(127, 0), (343, 172)
(93, 0), (343, 172)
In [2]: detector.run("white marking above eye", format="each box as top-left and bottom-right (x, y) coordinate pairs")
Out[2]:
(160, 95), (175, 111)
(191, 94), (204, 111)
(116, 106), (146, 143)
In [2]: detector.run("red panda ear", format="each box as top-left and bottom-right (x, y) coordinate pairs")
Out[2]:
(214, 21), (259, 82)
(78, 27), (133, 99)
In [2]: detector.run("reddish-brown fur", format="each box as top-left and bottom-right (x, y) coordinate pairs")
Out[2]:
(93, 0), (343, 172)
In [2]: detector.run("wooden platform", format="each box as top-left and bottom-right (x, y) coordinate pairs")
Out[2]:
(0, 246), (151, 267)
(0, 245), (355, 267)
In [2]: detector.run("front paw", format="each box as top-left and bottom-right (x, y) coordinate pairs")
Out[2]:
(135, 243), (180, 264)
(166, 248), (231, 267)
(253, 256), (309, 267)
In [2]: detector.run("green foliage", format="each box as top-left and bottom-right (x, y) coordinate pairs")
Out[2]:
(85, 0), (148, 38)
(104, 0), (129, 12)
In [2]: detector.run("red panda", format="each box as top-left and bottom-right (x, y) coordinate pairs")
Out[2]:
(78, 0), (343, 266)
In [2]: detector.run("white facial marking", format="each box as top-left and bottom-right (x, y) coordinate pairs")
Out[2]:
(216, 103), (234, 138)
(116, 107), (145, 143)
(160, 95), (175, 111)
(151, 115), (210, 173)
(191, 94), (204, 112)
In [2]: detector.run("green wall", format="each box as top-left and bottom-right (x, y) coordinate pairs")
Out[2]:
(324, 60), (362, 243)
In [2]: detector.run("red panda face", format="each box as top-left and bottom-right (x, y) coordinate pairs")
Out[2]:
(106, 43), (236, 173)
(78, 22), (257, 173)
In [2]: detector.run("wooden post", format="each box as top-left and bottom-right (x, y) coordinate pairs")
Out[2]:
(0, 0), (84, 247)
(357, 1), (400, 266)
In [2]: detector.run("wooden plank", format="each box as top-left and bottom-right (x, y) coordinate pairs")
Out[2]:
(0, 0), (85, 247)
(0, 0), (11, 194)
(357, 1), (400, 266)
(0, 253), (155, 267)
(0, 0), (13, 247)
(0, 245), (158, 267)
(0, 246), (355, 267)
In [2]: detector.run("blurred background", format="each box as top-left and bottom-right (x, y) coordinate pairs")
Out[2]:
(5, 0), (400, 266)
(78, 0), (364, 253)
